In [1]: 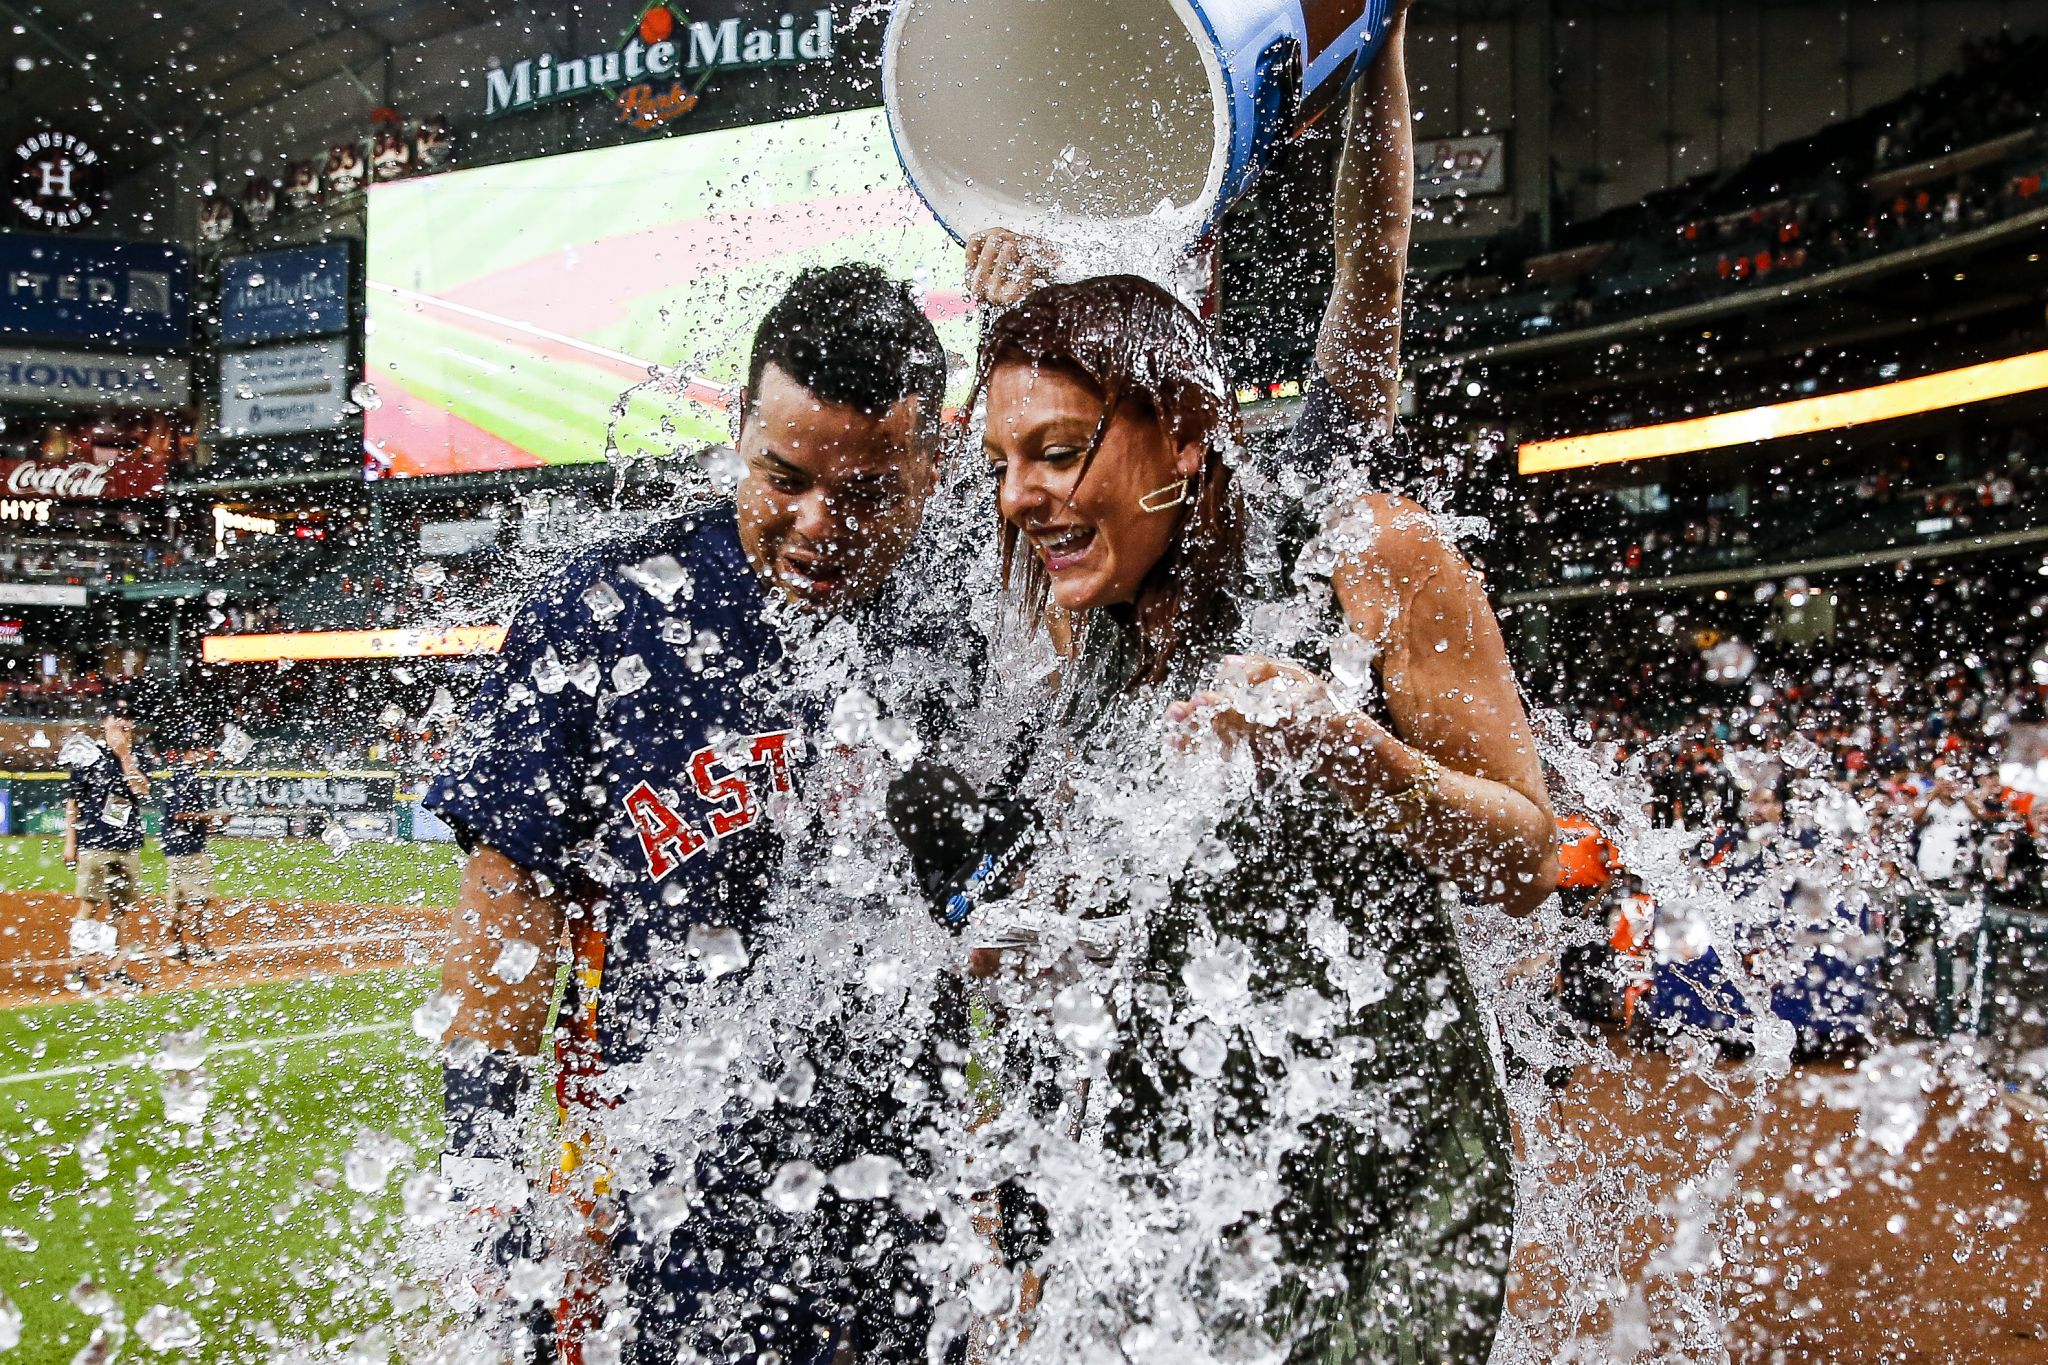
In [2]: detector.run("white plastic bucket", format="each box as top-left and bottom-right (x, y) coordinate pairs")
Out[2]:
(882, 0), (1395, 250)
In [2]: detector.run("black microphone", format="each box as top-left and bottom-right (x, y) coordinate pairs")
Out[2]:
(886, 760), (1040, 931)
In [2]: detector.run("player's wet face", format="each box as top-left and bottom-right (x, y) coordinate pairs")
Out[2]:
(735, 363), (938, 608)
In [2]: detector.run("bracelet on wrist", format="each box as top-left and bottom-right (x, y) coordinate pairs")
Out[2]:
(1364, 751), (1443, 832)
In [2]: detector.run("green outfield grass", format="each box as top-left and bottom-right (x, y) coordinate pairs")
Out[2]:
(0, 969), (445, 1364)
(0, 836), (462, 907)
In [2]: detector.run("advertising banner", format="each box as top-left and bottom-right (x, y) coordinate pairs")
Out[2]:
(0, 234), (191, 347)
(1414, 133), (1508, 201)
(0, 452), (167, 499)
(206, 770), (398, 841)
(218, 340), (351, 438)
(0, 584), (88, 605)
(0, 346), (188, 408)
(219, 245), (351, 345)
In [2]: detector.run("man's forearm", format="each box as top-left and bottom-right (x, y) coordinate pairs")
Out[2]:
(442, 845), (567, 1057)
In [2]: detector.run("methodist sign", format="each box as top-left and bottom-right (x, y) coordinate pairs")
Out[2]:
(0, 234), (191, 348)
(482, 5), (835, 121)
(219, 245), (350, 345)
(0, 346), (189, 409)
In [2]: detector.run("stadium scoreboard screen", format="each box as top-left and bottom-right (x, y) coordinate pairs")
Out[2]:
(362, 107), (968, 479)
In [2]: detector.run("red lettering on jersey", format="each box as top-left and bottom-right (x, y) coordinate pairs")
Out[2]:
(749, 730), (794, 793)
(690, 744), (756, 837)
(623, 781), (704, 879)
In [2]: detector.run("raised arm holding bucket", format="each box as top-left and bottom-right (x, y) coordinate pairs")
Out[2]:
(953, 0), (1417, 435)
(884, 0), (1399, 250)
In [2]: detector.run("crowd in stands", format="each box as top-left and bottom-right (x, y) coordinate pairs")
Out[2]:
(1550, 568), (2046, 920)
(1514, 419), (2048, 590)
(1415, 31), (2048, 351)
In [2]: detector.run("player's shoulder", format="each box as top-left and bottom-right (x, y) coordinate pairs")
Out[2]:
(514, 501), (750, 632)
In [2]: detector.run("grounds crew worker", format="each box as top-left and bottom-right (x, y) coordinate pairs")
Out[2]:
(158, 721), (226, 963)
(425, 264), (962, 1365)
(62, 698), (148, 994)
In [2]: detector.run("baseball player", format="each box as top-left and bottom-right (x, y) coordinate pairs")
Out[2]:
(426, 262), (964, 1365)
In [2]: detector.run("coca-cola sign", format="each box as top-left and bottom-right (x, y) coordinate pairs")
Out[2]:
(0, 455), (164, 500)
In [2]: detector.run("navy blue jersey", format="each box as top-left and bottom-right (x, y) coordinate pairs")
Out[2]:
(426, 506), (832, 1068)
(159, 760), (210, 857)
(68, 743), (145, 852)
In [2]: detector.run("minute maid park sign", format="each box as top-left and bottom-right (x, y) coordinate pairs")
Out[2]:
(483, 2), (835, 122)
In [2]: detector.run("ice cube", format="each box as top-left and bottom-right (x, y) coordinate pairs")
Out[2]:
(581, 581), (625, 621)
(685, 629), (722, 672)
(611, 654), (651, 695)
(151, 1028), (207, 1072)
(411, 561), (446, 587)
(828, 1154), (899, 1201)
(135, 1306), (198, 1352)
(490, 938), (540, 984)
(322, 824), (353, 857)
(409, 992), (457, 1042)
(343, 1130), (406, 1193)
(68, 918), (118, 958)
(872, 716), (923, 764)
(377, 704), (405, 727)
(1177, 1026), (1228, 1079)
(1051, 984), (1115, 1057)
(2, 1227), (38, 1252)
(632, 1181), (691, 1235)
(0, 1291), (22, 1350)
(401, 1169), (452, 1225)
(773, 1059), (817, 1107)
(532, 647), (569, 694)
(568, 659), (602, 696)
(161, 1073), (212, 1125)
(349, 381), (382, 411)
(623, 554), (692, 605)
(1181, 939), (1251, 1011)
(218, 725), (255, 763)
(828, 688), (878, 746)
(67, 1280), (114, 1318)
(686, 925), (748, 981)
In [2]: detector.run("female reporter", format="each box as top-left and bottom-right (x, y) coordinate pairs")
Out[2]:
(971, 268), (1554, 1363)
(950, 7), (1552, 1355)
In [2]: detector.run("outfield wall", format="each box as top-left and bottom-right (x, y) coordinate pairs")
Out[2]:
(0, 770), (453, 842)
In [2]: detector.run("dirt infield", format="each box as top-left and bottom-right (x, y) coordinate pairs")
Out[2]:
(0, 889), (448, 1007)
(1510, 1042), (2048, 1361)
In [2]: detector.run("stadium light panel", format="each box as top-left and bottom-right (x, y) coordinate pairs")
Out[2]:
(200, 625), (507, 664)
(1518, 348), (2048, 474)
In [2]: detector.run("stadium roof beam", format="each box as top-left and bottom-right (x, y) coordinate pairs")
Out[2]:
(0, 0), (180, 144)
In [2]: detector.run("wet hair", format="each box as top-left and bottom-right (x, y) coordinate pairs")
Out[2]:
(972, 275), (1246, 690)
(747, 263), (947, 433)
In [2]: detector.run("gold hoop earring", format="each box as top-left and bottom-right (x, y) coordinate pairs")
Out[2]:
(1138, 477), (1191, 514)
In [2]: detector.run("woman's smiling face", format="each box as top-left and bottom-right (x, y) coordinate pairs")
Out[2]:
(983, 358), (1202, 613)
